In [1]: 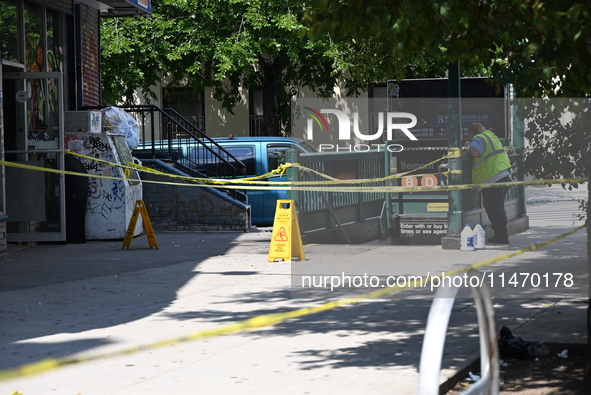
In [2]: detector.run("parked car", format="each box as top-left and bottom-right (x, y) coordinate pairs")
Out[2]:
(133, 136), (315, 226)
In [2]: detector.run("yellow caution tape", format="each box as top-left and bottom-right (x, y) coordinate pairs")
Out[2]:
(75, 148), (457, 185)
(73, 148), (467, 187)
(0, 159), (130, 182)
(0, 149), (588, 193)
(0, 158), (290, 190)
(0, 157), (587, 193)
(447, 147), (462, 158)
(282, 163), (447, 185)
(0, 223), (585, 382)
(69, 150), (291, 185)
(283, 177), (589, 193)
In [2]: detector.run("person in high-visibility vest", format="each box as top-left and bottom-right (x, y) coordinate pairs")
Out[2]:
(466, 123), (512, 244)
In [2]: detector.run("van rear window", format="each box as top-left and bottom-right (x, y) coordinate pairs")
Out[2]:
(132, 148), (183, 161)
(188, 146), (255, 177)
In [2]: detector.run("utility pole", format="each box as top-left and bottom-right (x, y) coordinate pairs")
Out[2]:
(442, 61), (463, 249)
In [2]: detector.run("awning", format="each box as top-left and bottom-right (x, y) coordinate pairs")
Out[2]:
(97, 0), (151, 17)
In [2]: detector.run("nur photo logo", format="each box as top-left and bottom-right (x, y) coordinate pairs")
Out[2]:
(295, 99), (420, 152)
(304, 108), (418, 142)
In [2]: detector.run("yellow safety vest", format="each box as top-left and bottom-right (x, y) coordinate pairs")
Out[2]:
(471, 130), (511, 184)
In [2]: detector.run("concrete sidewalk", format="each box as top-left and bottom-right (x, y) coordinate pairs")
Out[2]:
(0, 196), (587, 394)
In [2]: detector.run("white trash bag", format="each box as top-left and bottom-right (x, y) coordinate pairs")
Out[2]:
(101, 106), (140, 149)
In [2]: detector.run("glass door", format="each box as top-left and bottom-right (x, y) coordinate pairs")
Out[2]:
(3, 71), (65, 242)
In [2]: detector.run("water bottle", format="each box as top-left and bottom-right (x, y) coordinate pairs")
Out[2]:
(460, 224), (475, 251)
(473, 223), (486, 249)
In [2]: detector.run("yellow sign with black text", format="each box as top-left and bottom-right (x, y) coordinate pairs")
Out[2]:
(268, 200), (305, 262)
(427, 202), (449, 212)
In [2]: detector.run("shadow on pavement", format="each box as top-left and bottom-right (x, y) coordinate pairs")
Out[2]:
(0, 231), (268, 370)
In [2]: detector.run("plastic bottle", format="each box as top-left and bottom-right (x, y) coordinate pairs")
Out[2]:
(473, 223), (486, 249)
(460, 224), (475, 251)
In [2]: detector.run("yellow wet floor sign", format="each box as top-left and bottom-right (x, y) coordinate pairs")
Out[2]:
(122, 200), (159, 249)
(268, 200), (305, 262)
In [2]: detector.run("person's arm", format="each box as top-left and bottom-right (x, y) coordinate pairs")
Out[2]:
(468, 146), (481, 157)
(468, 137), (485, 158)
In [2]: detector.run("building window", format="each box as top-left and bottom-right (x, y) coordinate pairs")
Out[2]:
(163, 86), (205, 133)
(46, 9), (63, 73)
(249, 89), (282, 136)
(369, 83), (389, 144)
(249, 89), (264, 136)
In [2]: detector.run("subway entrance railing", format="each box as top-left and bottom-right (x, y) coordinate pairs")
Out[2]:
(286, 147), (528, 246)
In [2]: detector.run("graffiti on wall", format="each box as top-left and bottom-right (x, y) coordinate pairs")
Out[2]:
(87, 179), (126, 219)
(65, 133), (125, 220)
(158, 193), (243, 219)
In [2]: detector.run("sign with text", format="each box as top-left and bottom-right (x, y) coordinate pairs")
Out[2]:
(126, 0), (152, 13)
(399, 221), (448, 237)
(386, 78), (507, 140)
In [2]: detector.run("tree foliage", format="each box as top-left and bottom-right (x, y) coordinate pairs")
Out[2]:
(304, 0), (591, 182)
(101, 0), (490, 135)
(519, 99), (589, 174)
(102, 0), (591, 178)
(102, 0), (351, 135)
(305, 0), (591, 96)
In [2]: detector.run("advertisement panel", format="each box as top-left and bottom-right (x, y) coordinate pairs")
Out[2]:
(126, 0), (152, 13)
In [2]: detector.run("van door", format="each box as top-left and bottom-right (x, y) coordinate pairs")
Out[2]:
(222, 144), (260, 224)
(262, 143), (303, 224)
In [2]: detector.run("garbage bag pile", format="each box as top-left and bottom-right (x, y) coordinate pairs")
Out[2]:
(101, 106), (140, 149)
(499, 326), (551, 359)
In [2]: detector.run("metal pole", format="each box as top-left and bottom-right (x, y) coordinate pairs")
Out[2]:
(417, 282), (459, 394)
(511, 92), (527, 217)
(384, 142), (392, 232)
(286, 148), (299, 215)
(418, 273), (500, 395)
(446, 62), (463, 241)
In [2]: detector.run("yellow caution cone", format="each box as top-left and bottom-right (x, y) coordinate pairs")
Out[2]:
(122, 200), (159, 249)
(268, 200), (305, 262)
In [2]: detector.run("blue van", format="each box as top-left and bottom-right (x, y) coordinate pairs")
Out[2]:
(133, 136), (315, 226)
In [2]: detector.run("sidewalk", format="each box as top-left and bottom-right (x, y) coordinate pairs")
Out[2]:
(525, 182), (588, 203)
(0, 187), (587, 395)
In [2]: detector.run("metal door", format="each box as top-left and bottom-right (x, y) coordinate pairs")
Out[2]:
(3, 71), (66, 242)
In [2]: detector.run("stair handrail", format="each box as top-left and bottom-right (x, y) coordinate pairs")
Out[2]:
(84, 105), (248, 181)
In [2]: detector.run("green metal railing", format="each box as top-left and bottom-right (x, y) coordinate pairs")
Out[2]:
(289, 150), (386, 233)
(288, 146), (526, 242)
(85, 105), (247, 181)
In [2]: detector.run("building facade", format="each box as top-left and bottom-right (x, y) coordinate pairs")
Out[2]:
(0, 0), (151, 250)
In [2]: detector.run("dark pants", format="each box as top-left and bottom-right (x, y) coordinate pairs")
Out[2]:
(481, 176), (511, 240)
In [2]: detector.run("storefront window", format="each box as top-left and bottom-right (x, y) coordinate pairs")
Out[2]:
(24, 4), (41, 71)
(47, 9), (63, 72)
(24, 5), (45, 133)
(46, 9), (62, 140)
(0, 0), (19, 62)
